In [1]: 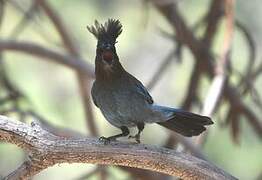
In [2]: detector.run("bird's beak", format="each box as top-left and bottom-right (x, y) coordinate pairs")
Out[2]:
(105, 45), (111, 50)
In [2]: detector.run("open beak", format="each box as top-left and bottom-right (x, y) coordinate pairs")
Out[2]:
(102, 49), (113, 64)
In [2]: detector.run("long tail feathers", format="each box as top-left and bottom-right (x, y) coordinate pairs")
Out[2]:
(157, 110), (213, 137)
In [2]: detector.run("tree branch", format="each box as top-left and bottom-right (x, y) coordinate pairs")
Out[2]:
(0, 40), (95, 77)
(0, 115), (237, 180)
(196, 0), (235, 145)
(202, 0), (235, 117)
(151, 0), (261, 140)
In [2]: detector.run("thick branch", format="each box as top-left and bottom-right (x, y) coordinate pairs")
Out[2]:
(0, 116), (236, 180)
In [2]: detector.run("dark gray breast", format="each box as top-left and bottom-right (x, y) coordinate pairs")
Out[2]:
(91, 76), (154, 127)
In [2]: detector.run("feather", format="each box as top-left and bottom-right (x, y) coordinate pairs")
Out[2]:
(154, 106), (213, 137)
(87, 19), (122, 44)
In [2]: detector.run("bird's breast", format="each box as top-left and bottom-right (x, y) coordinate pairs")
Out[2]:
(92, 82), (152, 126)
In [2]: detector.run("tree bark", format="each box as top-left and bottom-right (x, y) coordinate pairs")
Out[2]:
(0, 116), (237, 180)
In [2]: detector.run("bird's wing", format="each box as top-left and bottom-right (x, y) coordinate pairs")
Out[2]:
(136, 81), (153, 104)
(129, 75), (154, 104)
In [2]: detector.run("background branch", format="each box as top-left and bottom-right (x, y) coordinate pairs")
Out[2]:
(150, 0), (262, 141)
(36, 0), (98, 136)
(0, 40), (95, 77)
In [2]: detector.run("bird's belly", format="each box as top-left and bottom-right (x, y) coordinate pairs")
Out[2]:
(96, 90), (151, 127)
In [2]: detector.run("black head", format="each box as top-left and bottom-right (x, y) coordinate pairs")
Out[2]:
(87, 19), (122, 65)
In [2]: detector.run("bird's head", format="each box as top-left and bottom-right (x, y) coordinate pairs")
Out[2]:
(87, 19), (122, 68)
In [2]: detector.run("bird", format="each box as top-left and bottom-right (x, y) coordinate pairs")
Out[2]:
(87, 19), (213, 144)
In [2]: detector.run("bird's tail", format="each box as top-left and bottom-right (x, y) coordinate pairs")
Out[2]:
(156, 107), (213, 137)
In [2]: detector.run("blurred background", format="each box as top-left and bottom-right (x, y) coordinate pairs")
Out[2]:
(0, 0), (261, 179)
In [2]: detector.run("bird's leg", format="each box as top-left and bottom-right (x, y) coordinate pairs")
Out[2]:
(129, 122), (144, 143)
(99, 126), (129, 144)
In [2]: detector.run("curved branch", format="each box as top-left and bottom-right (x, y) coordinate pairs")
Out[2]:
(0, 116), (236, 180)
(0, 40), (95, 78)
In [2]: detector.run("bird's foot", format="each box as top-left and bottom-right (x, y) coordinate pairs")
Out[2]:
(128, 134), (141, 143)
(99, 136), (116, 145)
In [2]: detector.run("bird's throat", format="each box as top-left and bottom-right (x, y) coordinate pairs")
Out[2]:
(95, 57), (124, 82)
(102, 51), (113, 63)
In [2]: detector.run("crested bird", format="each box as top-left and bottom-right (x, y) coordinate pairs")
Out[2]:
(87, 19), (213, 144)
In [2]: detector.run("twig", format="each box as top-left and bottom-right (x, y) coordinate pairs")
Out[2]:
(0, 115), (237, 180)
(225, 85), (262, 138)
(151, 0), (200, 56)
(8, 0), (40, 38)
(233, 69), (262, 112)
(146, 51), (174, 90)
(240, 103), (262, 137)
(7, 0), (58, 45)
(235, 20), (256, 94)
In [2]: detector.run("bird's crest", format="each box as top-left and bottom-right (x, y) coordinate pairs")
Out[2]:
(87, 19), (122, 45)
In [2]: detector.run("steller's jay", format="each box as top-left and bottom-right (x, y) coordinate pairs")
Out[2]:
(87, 19), (213, 144)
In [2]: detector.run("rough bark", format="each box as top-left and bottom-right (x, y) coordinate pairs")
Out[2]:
(0, 116), (237, 180)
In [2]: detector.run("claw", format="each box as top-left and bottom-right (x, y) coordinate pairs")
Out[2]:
(99, 136), (117, 145)
(128, 134), (141, 143)
(128, 135), (134, 139)
(99, 136), (111, 145)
